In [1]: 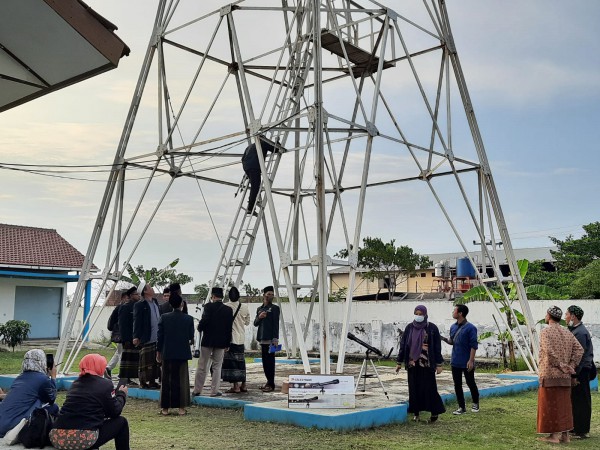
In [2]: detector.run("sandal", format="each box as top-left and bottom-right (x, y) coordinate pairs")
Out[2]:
(159, 410), (169, 416)
(225, 388), (241, 394)
(239, 387), (248, 393)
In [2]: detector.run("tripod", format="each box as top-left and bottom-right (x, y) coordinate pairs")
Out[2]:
(355, 349), (390, 400)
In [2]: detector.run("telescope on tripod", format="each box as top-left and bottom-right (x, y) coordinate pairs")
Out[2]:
(347, 332), (393, 400)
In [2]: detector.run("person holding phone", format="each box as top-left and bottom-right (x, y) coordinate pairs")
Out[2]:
(50, 354), (130, 450)
(254, 286), (280, 392)
(0, 349), (58, 438)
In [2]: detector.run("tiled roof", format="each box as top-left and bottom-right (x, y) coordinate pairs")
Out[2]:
(0, 223), (92, 271)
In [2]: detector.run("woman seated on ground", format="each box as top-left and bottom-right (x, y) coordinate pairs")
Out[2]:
(0, 349), (59, 438)
(50, 354), (130, 450)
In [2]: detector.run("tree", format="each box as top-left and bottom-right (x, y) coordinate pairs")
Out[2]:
(122, 258), (193, 290)
(0, 320), (31, 351)
(550, 221), (600, 272)
(457, 259), (563, 370)
(337, 237), (431, 300)
(193, 282), (209, 302)
(242, 282), (261, 301)
(523, 260), (575, 297)
(570, 259), (600, 299)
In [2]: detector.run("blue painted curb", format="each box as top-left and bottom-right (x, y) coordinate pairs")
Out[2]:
(192, 396), (250, 408)
(244, 402), (408, 430)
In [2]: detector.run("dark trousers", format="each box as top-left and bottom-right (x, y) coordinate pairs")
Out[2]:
(245, 169), (261, 210)
(94, 416), (130, 450)
(571, 368), (592, 434)
(452, 366), (479, 409)
(260, 344), (276, 387)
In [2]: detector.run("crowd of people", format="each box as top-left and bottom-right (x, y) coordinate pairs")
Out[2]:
(0, 293), (595, 448)
(395, 303), (595, 442)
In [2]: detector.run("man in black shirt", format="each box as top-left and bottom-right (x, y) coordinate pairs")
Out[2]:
(241, 137), (277, 214)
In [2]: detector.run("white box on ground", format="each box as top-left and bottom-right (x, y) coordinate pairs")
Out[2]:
(288, 375), (355, 409)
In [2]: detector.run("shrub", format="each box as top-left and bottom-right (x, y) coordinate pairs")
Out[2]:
(0, 320), (31, 351)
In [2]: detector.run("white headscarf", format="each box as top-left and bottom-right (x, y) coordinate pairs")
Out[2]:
(22, 349), (47, 374)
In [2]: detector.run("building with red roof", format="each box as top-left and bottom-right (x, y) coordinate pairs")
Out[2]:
(0, 223), (94, 339)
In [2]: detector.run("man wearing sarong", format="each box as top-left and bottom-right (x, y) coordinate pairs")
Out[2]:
(133, 282), (161, 389)
(157, 293), (194, 415)
(565, 305), (595, 439)
(222, 287), (251, 393)
(118, 286), (140, 386)
(537, 305), (583, 444)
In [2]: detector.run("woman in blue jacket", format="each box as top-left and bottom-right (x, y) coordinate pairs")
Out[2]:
(0, 349), (58, 438)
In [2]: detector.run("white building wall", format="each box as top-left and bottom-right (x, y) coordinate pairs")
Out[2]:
(80, 299), (600, 363)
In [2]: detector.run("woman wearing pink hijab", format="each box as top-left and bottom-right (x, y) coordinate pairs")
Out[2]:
(50, 354), (130, 450)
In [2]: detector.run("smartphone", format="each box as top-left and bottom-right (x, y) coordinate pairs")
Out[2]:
(116, 379), (128, 390)
(46, 354), (54, 371)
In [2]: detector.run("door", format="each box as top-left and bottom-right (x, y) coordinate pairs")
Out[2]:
(14, 286), (62, 339)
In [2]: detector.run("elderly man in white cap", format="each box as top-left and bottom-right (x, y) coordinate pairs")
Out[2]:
(133, 282), (161, 389)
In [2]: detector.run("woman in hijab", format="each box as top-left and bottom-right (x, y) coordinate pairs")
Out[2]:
(50, 354), (130, 450)
(0, 349), (58, 438)
(395, 305), (446, 422)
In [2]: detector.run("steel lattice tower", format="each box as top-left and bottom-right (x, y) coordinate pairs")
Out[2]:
(57, 0), (539, 375)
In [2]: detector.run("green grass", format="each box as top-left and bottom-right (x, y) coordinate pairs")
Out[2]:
(0, 347), (115, 375)
(54, 390), (597, 450)
(2, 349), (599, 449)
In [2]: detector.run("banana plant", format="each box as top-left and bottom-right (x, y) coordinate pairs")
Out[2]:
(121, 258), (192, 290)
(457, 259), (562, 370)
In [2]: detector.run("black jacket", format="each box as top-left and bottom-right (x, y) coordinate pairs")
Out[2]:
(197, 301), (233, 349)
(159, 300), (188, 315)
(118, 301), (136, 344)
(254, 303), (280, 341)
(242, 141), (275, 172)
(396, 322), (444, 372)
(133, 298), (160, 345)
(53, 375), (126, 431)
(157, 310), (195, 361)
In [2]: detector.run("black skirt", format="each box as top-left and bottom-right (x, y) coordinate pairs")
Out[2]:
(160, 359), (191, 409)
(119, 342), (139, 379)
(407, 364), (446, 415)
(221, 343), (246, 382)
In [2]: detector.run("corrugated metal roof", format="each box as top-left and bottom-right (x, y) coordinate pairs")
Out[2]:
(0, 223), (92, 271)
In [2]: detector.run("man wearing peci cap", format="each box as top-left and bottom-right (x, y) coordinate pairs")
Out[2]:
(536, 306), (583, 444)
(192, 287), (233, 397)
(118, 286), (141, 386)
(254, 286), (280, 392)
(133, 282), (162, 389)
(565, 305), (595, 439)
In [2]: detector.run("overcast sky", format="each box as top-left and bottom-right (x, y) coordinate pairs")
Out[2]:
(1, 0), (598, 294)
